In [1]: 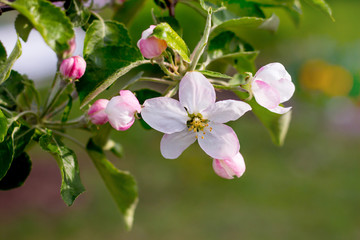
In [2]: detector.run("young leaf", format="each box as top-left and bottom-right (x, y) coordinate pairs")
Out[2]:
(0, 38), (22, 84)
(303, 0), (334, 21)
(39, 132), (85, 206)
(83, 20), (132, 56)
(86, 139), (138, 230)
(6, 0), (74, 54)
(0, 110), (7, 142)
(152, 23), (191, 63)
(15, 14), (33, 42)
(0, 152), (32, 190)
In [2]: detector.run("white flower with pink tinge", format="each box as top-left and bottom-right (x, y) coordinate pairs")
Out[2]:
(141, 72), (252, 159)
(213, 153), (246, 179)
(105, 90), (141, 131)
(251, 63), (295, 114)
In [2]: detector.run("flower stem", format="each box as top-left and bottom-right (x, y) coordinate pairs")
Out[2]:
(188, 8), (212, 71)
(40, 81), (69, 119)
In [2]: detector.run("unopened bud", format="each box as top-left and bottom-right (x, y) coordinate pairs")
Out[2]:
(212, 153), (246, 179)
(63, 38), (76, 59)
(105, 90), (141, 131)
(88, 99), (109, 125)
(60, 56), (86, 80)
(137, 25), (167, 59)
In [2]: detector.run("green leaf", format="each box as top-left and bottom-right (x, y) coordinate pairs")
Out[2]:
(39, 132), (85, 206)
(83, 20), (132, 56)
(86, 139), (138, 230)
(0, 152), (32, 190)
(210, 16), (279, 37)
(0, 38), (22, 84)
(77, 46), (146, 108)
(207, 31), (259, 73)
(0, 124), (19, 180)
(0, 110), (7, 142)
(0, 41), (7, 61)
(112, 0), (147, 26)
(0, 70), (26, 109)
(65, 0), (91, 27)
(77, 20), (147, 108)
(235, 91), (291, 145)
(7, 0), (75, 54)
(103, 139), (124, 159)
(198, 70), (232, 79)
(303, 0), (334, 21)
(15, 14), (33, 42)
(152, 23), (191, 63)
(155, 16), (182, 36)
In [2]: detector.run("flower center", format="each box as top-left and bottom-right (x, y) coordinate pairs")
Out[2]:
(187, 113), (212, 139)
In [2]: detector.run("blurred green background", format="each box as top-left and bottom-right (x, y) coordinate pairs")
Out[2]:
(1, 0), (360, 239)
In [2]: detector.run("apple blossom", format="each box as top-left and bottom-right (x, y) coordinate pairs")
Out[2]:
(251, 63), (295, 114)
(60, 56), (86, 80)
(105, 90), (141, 131)
(137, 25), (167, 59)
(212, 153), (246, 179)
(141, 72), (252, 160)
(88, 99), (109, 125)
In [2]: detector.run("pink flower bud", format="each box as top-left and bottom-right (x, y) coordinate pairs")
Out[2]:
(137, 25), (167, 59)
(105, 90), (141, 131)
(212, 153), (246, 179)
(88, 99), (109, 125)
(63, 38), (76, 59)
(60, 56), (86, 80)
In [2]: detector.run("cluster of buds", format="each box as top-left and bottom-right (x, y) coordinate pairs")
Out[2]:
(88, 90), (141, 131)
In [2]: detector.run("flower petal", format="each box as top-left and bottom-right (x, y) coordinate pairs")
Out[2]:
(198, 122), (239, 159)
(119, 90), (141, 113)
(269, 105), (292, 114)
(160, 130), (197, 159)
(252, 80), (281, 109)
(141, 97), (188, 134)
(106, 96), (136, 131)
(254, 62), (295, 103)
(212, 152), (246, 179)
(179, 71), (216, 114)
(204, 100), (251, 123)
